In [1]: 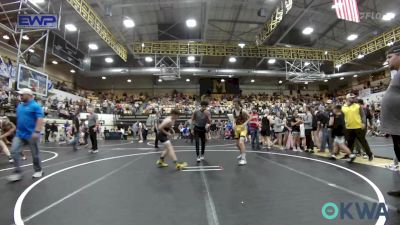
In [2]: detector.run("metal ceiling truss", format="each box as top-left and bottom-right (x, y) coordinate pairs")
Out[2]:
(65, 0), (128, 61)
(285, 59), (325, 83)
(153, 55), (181, 81)
(133, 41), (335, 61)
(335, 26), (400, 66)
(255, 0), (293, 45)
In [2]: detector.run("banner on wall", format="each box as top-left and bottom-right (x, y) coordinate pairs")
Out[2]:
(0, 57), (16, 78)
(359, 88), (371, 98)
(199, 78), (240, 95)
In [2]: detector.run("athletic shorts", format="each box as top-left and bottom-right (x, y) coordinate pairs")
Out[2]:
(157, 132), (169, 143)
(292, 131), (300, 136)
(234, 124), (248, 139)
(334, 136), (345, 145)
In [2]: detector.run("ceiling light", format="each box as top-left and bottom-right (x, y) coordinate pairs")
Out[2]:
(88, 43), (98, 50)
(304, 81), (308, 85)
(141, 43), (145, 48)
(353, 74), (358, 78)
(123, 18), (135, 28)
(52, 60), (58, 64)
(145, 56), (153, 62)
(229, 57), (237, 63)
(127, 79), (131, 82)
(304, 61), (310, 66)
(28, 49), (35, 53)
(228, 75), (233, 78)
(387, 41), (394, 47)
(105, 57), (113, 63)
(268, 58), (276, 64)
(335, 64), (342, 69)
(238, 43), (245, 48)
(65, 24), (77, 32)
(29, 0), (45, 3)
(382, 12), (395, 21)
(278, 80), (283, 84)
(324, 79), (328, 82)
(324, 51), (328, 55)
(158, 78), (162, 82)
(187, 56), (195, 62)
(70, 69), (76, 73)
(186, 79), (190, 82)
(220, 79), (225, 83)
(357, 54), (364, 59)
(186, 19), (197, 28)
(340, 77), (344, 80)
(2, 35), (10, 40)
(22, 35), (29, 40)
(347, 34), (358, 41)
(302, 27), (314, 35)
(102, 77), (107, 80)
(251, 79), (255, 83)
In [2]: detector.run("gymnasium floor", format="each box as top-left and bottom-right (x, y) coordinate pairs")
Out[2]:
(1, 138), (400, 225)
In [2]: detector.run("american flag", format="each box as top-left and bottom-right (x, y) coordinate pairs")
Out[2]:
(333, 0), (360, 23)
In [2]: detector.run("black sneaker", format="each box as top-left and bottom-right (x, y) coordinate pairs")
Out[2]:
(368, 155), (374, 161)
(347, 154), (356, 163)
(329, 155), (337, 160)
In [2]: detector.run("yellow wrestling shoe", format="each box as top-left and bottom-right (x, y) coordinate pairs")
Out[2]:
(175, 162), (188, 170)
(156, 159), (168, 167)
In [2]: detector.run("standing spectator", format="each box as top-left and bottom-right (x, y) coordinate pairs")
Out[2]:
(354, 99), (373, 157)
(191, 101), (211, 162)
(342, 93), (374, 161)
(69, 110), (80, 151)
(137, 121), (144, 143)
(317, 103), (333, 153)
(82, 123), (89, 146)
(381, 45), (400, 204)
(248, 107), (261, 150)
(87, 107), (99, 153)
(44, 121), (51, 143)
(260, 111), (272, 149)
(50, 120), (58, 142)
(290, 110), (303, 151)
(8, 88), (44, 182)
(303, 106), (314, 153)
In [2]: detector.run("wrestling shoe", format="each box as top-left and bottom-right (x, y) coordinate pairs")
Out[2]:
(175, 162), (188, 170)
(238, 159), (247, 165)
(156, 160), (168, 167)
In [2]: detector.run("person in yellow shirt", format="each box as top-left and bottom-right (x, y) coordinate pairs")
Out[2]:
(342, 93), (374, 161)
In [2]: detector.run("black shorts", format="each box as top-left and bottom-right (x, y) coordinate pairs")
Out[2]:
(157, 132), (169, 143)
(260, 129), (271, 136)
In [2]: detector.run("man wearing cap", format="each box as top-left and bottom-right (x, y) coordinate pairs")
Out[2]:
(8, 88), (44, 182)
(342, 93), (374, 161)
(381, 45), (400, 205)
